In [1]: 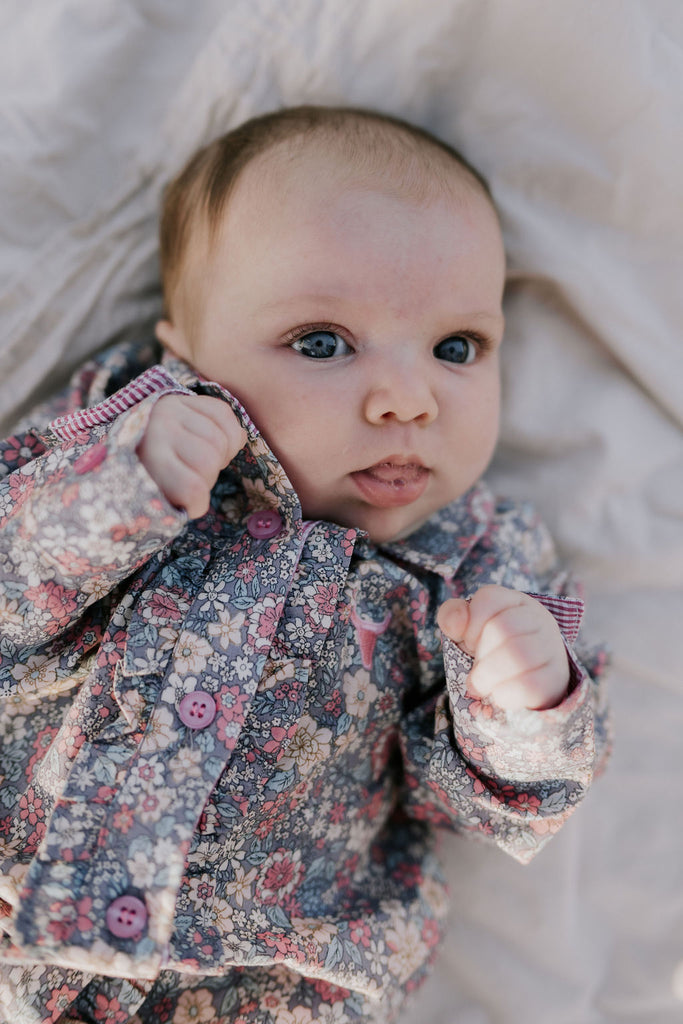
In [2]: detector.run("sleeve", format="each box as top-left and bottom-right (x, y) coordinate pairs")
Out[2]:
(0, 365), (192, 695)
(399, 505), (611, 865)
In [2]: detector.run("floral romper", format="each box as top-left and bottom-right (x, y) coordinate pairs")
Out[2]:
(0, 339), (610, 1023)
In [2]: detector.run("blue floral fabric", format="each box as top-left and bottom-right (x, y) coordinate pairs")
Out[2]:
(0, 340), (610, 1023)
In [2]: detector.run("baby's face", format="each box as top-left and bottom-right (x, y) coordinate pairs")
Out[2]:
(159, 149), (505, 543)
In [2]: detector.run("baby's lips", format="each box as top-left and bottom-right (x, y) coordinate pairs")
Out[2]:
(362, 459), (426, 484)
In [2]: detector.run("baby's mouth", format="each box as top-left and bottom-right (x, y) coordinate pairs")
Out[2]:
(365, 460), (425, 484)
(351, 459), (429, 508)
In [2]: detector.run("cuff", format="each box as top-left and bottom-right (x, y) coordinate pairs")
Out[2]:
(527, 591), (586, 695)
(42, 365), (193, 446)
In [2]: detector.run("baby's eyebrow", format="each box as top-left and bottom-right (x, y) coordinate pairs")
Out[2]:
(258, 293), (349, 314)
(459, 310), (505, 331)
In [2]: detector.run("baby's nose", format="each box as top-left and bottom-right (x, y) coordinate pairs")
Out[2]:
(363, 363), (438, 425)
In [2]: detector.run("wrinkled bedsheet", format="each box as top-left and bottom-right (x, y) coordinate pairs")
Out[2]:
(1, 1), (682, 1021)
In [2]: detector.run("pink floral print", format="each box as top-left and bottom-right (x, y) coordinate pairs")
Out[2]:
(0, 339), (610, 1023)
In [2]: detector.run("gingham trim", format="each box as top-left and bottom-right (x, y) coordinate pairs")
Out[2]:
(48, 366), (192, 442)
(529, 592), (583, 646)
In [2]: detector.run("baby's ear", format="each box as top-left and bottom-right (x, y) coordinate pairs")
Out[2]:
(155, 318), (191, 361)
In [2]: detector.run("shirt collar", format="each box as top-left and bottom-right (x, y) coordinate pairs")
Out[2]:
(376, 481), (494, 579)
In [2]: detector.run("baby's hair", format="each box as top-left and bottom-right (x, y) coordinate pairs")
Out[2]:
(159, 104), (493, 319)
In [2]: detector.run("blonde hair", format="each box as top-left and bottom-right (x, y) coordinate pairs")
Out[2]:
(159, 105), (494, 319)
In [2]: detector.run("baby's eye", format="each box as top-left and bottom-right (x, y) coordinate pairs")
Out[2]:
(290, 330), (352, 359)
(434, 335), (477, 365)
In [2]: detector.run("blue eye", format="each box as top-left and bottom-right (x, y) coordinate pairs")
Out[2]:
(434, 335), (477, 365)
(290, 330), (352, 359)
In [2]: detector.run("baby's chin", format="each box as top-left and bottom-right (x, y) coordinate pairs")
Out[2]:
(300, 488), (460, 546)
(329, 508), (433, 547)
(377, 514), (432, 544)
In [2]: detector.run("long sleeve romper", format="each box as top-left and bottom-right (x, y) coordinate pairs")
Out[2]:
(0, 339), (610, 1024)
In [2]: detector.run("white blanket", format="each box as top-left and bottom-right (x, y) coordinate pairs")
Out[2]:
(1, 1), (682, 1020)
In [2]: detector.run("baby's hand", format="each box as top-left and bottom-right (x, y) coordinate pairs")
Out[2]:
(437, 585), (570, 711)
(137, 394), (247, 518)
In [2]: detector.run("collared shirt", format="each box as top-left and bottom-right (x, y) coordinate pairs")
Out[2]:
(0, 339), (610, 1022)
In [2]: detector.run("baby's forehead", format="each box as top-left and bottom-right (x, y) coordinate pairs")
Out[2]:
(230, 129), (487, 213)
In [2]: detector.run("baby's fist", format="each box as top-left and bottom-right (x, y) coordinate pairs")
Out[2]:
(437, 585), (570, 711)
(137, 394), (247, 518)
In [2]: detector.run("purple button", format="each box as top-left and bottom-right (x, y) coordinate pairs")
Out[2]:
(105, 895), (147, 939)
(178, 690), (216, 730)
(246, 509), (283, 539)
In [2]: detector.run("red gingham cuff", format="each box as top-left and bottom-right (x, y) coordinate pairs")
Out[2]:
(46, 366), (193, 443)
(527, 591), (583, 645)
(527, 591), (586, 693)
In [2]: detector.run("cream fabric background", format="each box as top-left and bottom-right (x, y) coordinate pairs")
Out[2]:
(1, 2), (681, 1020)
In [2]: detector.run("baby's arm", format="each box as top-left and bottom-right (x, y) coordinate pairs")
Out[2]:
(437, 585), (569, 711)
(0, 381), (244, 667)
(400, 500), (609, 864)
(137, 394), (247, 518)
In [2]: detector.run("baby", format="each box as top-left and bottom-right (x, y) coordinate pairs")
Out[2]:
(0, 106), (609, 1024)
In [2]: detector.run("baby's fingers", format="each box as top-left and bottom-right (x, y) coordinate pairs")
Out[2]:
(138, 394), (247, 518)
(472, 666), (567, 712)
(438, 585), (526, 657)
(155, 460), (216, 520)
(176, 396), (247, 467)
(436, 598), (471, 647)
(438, 586), (571, 711)
(468, 631), (567, 707)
